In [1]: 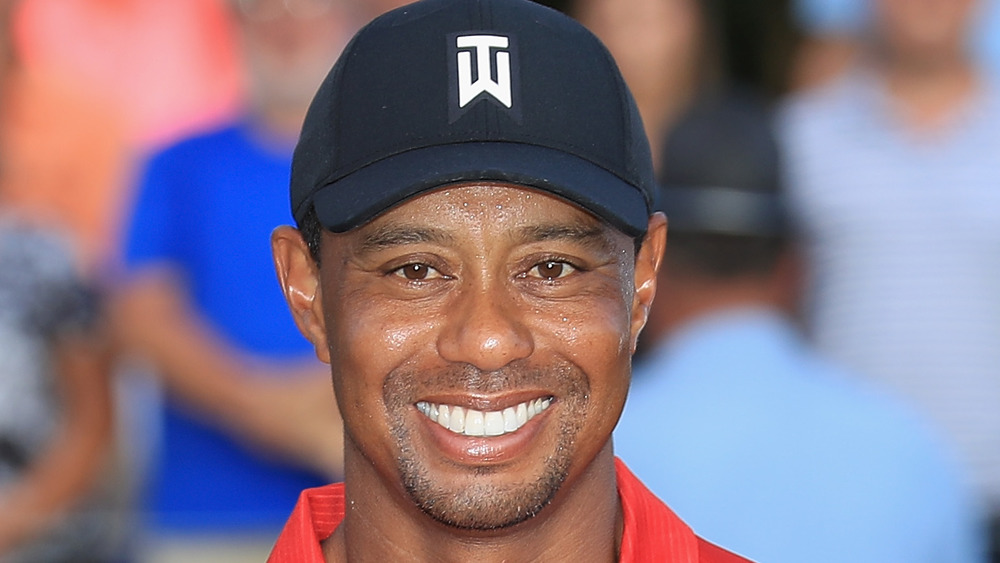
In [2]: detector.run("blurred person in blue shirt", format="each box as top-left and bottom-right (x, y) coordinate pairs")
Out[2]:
(112, 0), (360, 557)
(614, 94), (986, 563)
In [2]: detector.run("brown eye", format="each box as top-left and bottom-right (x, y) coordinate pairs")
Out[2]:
(393, 263), (442, 281)
(538, 261), (563, 279)
(402, 264), (429, 280)
(530, 260), (575, 280)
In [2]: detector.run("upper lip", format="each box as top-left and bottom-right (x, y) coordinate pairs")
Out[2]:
(414, 390), (553, 412)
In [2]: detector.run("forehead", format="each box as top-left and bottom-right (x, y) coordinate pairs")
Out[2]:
(316, 183), (643, 269)
(390, 182), (588, 219)
(340, 182), (628, 244)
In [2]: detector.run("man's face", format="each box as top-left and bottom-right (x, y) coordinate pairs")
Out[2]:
(275, 183), (664, 530)
(576, 0), (701, 122)
(237, 0), (358, 109)
(874, 0), (976, 63)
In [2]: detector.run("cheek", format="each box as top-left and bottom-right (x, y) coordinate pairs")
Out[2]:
(546, 303), (630, 360)
(539, 296), (632, 404)
(326, 295), (437, 429)
(536, 298), (632, 464)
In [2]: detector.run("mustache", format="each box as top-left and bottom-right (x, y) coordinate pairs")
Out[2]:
(382, 360), (586, 403)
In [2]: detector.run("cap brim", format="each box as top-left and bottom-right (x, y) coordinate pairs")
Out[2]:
(311, 142), (650, 236)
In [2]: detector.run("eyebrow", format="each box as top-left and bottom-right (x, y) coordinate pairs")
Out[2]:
(358, 224), (457, 254)
(516, 223), (614, 252)
(357, 221), (616, 255)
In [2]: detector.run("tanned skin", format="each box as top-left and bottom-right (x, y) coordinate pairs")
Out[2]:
(273, 182), (667, 563)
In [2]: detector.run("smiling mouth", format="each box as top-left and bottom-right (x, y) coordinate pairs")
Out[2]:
(415, 398), (552, 437)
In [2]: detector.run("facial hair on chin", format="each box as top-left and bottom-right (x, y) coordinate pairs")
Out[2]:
(381, 361), (590, 531)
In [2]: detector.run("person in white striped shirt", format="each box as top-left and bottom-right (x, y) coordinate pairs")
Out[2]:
(779, 0), (1000, 559)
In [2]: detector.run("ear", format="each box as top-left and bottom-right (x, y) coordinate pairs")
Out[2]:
(629, 212), (668, 354)
(271, 225), (331, 364)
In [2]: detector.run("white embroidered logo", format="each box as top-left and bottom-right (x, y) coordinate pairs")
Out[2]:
(456, 34), (512, 108)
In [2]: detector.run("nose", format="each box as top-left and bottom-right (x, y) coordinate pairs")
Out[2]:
(437, 283), (534, 372)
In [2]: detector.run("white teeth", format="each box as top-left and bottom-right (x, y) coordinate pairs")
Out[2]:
(465, 409), (485, 437)
(502, 407), (517, 432)
(484, 411), (505, 436)
(450, 406), (465, 433)
(415, 397), (553, 438)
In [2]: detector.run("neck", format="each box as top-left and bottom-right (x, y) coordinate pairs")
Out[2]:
(239, 103), (307, 158)
(645, 255), (800, 347)
(876, 49), (978, 130)
(248, 98), (310, 145)
(657, 280), (786, 343)
(326, 443), (623, 563)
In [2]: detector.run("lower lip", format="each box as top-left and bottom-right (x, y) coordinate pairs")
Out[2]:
(418, 406), (550, 464)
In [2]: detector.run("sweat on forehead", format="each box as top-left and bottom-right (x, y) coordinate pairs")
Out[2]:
(289, 0), (655, 238)
(322, 182), (630, 257)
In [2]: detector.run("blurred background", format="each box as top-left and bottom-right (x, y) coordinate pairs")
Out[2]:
(0, 0), (997, 561)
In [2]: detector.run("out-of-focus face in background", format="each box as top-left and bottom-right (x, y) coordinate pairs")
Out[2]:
(0, 0), (12, 204)
(236, 0), (358, 111)
(0, 0), (13, 86)
(362, 0), (413, 20)
(574, 0), (702, 144)
(873, 0), (977, 63)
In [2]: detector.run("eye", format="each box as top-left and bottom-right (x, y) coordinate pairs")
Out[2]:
(528, 260), (577, 280)
(392, 263), (443, 281)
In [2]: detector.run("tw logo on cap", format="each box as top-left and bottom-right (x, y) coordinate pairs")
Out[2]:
(457, 35), (511, 108)
(448, 33), (520, 123)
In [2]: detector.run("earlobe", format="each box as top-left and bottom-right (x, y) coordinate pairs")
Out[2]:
(271, 226), (331, 363)
(629, 213), (668, 353)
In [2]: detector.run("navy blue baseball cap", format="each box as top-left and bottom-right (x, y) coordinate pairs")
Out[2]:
(290, 0), (654, 237)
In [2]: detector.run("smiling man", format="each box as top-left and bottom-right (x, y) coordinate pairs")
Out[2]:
(266, 0), (752, 561)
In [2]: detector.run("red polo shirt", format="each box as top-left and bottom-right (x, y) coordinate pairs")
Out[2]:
(267, 458), (752, 562)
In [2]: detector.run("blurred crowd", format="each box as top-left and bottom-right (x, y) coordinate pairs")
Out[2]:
(0, 0), (997, 562)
